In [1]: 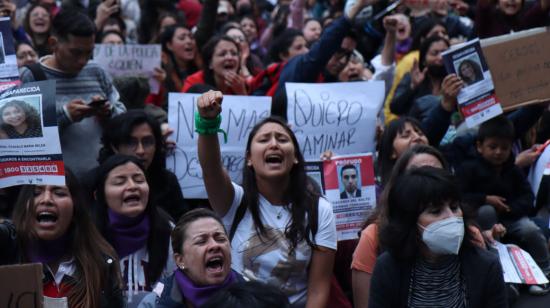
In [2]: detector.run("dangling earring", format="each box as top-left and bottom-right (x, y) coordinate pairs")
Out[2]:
(247, 160), (252, 167)
(179, 264), (185, 270)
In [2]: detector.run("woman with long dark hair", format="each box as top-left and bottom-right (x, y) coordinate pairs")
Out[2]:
(196, 90), (336, 307)
(182, 35), (248, 95)
(92, 154), (174, 303)
(97, 110), (189, 221)
(370, 167), (506, 307)
(0, 170), (123, 307)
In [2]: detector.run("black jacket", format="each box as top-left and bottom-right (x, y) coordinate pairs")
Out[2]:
(456, 155), (534, 220)
(369, 247), (507, 308)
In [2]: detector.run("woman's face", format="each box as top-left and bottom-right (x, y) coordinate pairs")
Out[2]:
(303, 20), (322, 43)
(498, 0), (522, 15)
(240, 17), (257, 43)
(32, 185), (74, 241)
(168, 27), (196, 63)
(210, 39), (239, 77)
(104, 162), (149, 218)
(338, 58), (371, 81)
(392, 122), (429, 159)
(101, 32), (124, 45)
(418, 202), (463, 232)
(424, 40), (448, 67)
(2, 105), (26, 128)
(247, 122), (297, 180)
(284, 36), (308, 61)
(176, 218), (231, 286)
(16, 43), (38, 67)
(226, 28), (249, 56)
(406, 153), (443, 169)
(460, 62), (475, 80)
(395, 14), (411, 42)
(29, 6), (50, 34)
(115, 123), (157, 170)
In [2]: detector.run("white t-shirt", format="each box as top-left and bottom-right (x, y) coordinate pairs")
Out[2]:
(222, 183), (337, 304)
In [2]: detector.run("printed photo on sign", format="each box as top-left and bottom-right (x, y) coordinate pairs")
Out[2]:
(338, 163), (361, 200)
(0, 95), (43, 139)
(322, 153), (376, 241)
(0, 80), (65, 188)
(442, 39), (502, 127)
(454, 55), (484, 86)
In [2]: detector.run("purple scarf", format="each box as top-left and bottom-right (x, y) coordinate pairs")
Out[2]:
(27, 233), (71, 264)
(175, 269), (238, 307)
(107, 209), (150, 259)
(396, 38), (412, 55)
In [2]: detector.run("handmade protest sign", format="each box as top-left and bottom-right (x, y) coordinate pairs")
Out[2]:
(0, 17), (20, 90)
(0, 81), (65, 188)
(322, 153), (376, 241)
(167, 93), (271, 198)
(285, 81), (384, 161)
(481, 27), (550, 110)
(93, 44), (161, 93)
(442, 39), (503, 128)
(0, 263), (43, 308)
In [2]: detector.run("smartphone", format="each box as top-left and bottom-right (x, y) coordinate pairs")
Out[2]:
(89, 98), (108, 108)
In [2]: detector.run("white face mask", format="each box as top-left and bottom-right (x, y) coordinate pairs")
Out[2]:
(418, 216), (464, 255)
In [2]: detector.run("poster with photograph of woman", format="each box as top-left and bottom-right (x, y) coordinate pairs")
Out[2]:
(0, 96), (43, 139)
(455, 56), (484, 86)
(442, 39), (503, 128)
(0, 80), (65, 188)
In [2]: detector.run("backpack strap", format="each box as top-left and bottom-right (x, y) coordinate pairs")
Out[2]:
(25, 63), (47, 81)
(229, 197), (247, 242)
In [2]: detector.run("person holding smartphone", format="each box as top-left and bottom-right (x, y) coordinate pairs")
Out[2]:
(19, 9), (126, 177)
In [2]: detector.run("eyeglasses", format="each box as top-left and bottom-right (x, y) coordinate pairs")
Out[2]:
(119, 136), (156, 151)
(343, 174), (357, 180)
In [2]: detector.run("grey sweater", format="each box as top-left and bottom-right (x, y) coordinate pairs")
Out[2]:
(20, 57), (126, 177)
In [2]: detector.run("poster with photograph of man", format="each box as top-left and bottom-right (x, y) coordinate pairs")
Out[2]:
(0, 95), (43, 139)
(454, 55), (484, 86)
(339, 163), (362, 199)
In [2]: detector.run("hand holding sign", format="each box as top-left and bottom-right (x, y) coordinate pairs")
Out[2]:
(441, 74), (463, 111)
(197, 90), (223, 119)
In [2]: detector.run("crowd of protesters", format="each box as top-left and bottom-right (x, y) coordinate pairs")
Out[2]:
(1, 0), (550, 307)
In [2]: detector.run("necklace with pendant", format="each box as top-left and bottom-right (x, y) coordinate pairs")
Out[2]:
(276, 207), (284, 219)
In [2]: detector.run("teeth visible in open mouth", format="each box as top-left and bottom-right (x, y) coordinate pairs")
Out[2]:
(123, 195), (140, 203)
(206, 257), (224, 269)
(37, 212), (57, 223)
(265, 155), (283, 163)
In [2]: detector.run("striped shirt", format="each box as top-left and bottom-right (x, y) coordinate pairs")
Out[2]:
(407, 256), (468, 308)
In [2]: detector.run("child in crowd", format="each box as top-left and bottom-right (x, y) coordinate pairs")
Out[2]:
(457, 115), (550, 295)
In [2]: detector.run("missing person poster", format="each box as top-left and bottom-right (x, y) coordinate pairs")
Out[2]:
(322, 153), (376, 241)
(0, 80), (65, 188)
(0, 17), (20, 90)
(494, 242), (549, 285)
(167, 93), (271, 198)
(442, 39), (503, 128)
(93, 44), (162, 94)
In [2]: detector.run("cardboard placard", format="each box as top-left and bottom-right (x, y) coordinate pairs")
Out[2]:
(481, 27), (550, 111)
(0, 263), (43, 308)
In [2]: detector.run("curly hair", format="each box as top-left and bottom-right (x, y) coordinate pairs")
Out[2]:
(0, 100), (41, 130)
